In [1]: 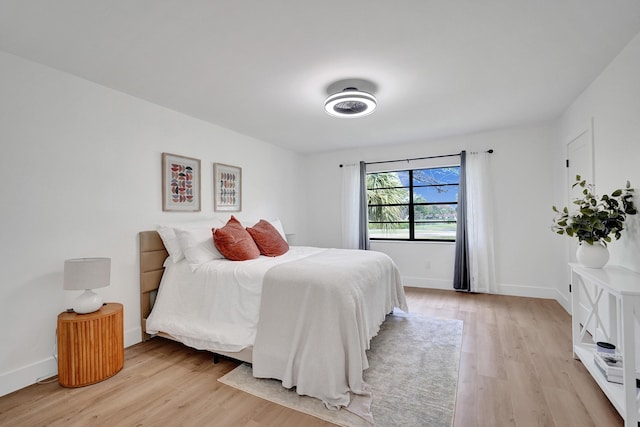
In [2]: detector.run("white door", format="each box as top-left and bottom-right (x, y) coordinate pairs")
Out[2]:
(567, 121), (615, 344)
(567, 123), (596, 330)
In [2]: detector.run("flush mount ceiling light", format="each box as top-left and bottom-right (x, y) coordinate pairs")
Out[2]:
(324, 87), (377, 118)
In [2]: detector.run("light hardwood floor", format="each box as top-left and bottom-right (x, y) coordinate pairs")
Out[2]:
(0, 288), (622, 426)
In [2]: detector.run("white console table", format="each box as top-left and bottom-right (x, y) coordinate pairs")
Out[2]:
(570, 263), (640, 426)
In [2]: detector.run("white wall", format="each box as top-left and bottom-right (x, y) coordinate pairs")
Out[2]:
(302, 123), (561, 299)
(0, 51), (304, 396)
(553, 31), (640, 308)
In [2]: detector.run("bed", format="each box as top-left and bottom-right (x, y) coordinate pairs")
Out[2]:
(139, 225), (408, 413)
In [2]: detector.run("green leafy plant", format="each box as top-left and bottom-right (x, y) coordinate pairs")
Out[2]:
(552, 175), (637, 245)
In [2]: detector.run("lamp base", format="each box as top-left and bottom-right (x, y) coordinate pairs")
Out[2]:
(72, 290), (103, 314)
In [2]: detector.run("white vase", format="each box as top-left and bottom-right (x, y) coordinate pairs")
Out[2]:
(576, 242), (610, 268)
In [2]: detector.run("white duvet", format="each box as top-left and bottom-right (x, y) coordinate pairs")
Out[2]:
(253, 247), (408, 415)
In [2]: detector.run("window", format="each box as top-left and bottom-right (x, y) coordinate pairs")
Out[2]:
(367, 166), (460, 241)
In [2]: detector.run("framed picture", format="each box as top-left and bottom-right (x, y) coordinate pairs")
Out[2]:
(214, 163), (242, 212)
(162, 152), (201, 212)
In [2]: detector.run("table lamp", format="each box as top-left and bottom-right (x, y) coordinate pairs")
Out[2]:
(63, 258), (111, 314)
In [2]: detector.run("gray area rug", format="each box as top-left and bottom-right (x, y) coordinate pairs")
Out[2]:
(218, 312), (463, 426)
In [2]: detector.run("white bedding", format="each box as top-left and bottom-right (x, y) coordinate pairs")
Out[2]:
(146, 246), (326, 352)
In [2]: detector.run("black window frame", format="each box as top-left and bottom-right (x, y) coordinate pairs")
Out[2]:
(366, 166), (460, 242)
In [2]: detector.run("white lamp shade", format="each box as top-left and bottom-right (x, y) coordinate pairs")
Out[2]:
(64, 258), (111, 291)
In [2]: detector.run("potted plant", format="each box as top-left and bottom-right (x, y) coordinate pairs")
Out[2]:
(552, 175), (637, 268)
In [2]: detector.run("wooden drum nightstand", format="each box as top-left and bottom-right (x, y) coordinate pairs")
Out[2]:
(57, 302), (124, 387)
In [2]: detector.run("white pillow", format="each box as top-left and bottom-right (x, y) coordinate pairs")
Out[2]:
(268, 218), (288, 242)
(155, 219), (225, 263)
(175, 225), (225, 266)
(236, 217), (288, 243)
(156, 225), (184, 261)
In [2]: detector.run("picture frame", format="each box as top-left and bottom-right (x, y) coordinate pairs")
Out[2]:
(162, 152), (201, 212)
(214, 163), (242, 212)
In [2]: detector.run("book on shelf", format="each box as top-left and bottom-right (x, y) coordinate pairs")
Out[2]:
(593, 352), (640, 386)
(594, 351), (622, 374)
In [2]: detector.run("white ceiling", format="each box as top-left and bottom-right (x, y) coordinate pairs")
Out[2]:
(2, 1), (640, 153)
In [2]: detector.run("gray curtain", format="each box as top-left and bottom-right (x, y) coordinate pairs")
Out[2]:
(453, 151), (469, 290)
(358, 161), (370, 250)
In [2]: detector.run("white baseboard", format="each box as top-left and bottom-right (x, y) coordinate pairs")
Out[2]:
(0, 326), (143, 398)
(0, 356), (57, 398)
(555, 289), (571, 314)
(404, 276), (560, 301)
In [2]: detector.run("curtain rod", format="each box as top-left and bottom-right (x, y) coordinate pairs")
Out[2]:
(339, 149), (493, 167)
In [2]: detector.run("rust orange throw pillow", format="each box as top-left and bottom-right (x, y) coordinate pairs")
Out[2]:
(213, 216), (260, 261)
(246, 219), (289, 257)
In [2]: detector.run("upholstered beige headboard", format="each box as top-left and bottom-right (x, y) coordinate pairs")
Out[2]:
(139, 231), (168, 341)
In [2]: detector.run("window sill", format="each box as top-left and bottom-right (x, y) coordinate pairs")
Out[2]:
(370, 239), (455, 245)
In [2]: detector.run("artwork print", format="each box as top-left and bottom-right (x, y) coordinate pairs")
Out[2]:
(162, 153), (201, 211)
(214, 163), (242, 212)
